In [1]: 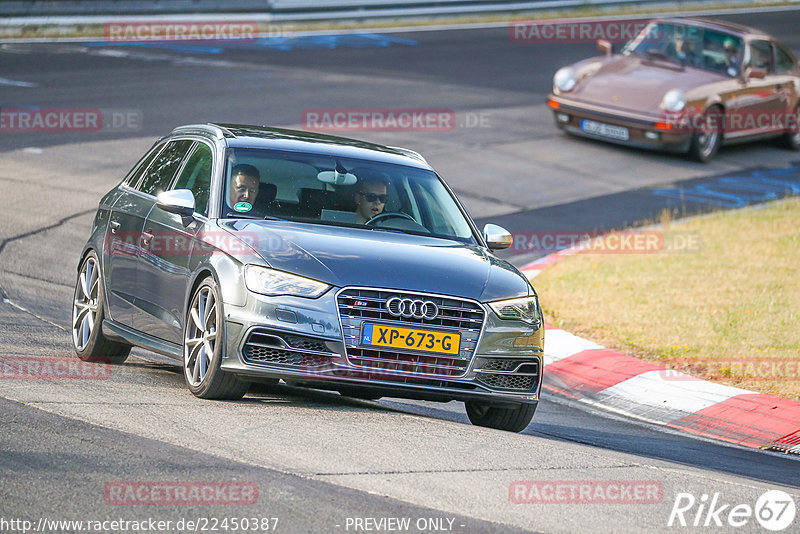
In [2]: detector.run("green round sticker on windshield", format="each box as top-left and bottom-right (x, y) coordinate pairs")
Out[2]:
(233, 202), (252, 212)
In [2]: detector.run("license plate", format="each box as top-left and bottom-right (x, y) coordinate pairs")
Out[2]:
(581, 119), (629, 141)
(361, 323), (460, 355)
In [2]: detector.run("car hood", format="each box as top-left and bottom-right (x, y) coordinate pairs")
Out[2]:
(571, 55), (723, 113)
(219, 220), (531, 302)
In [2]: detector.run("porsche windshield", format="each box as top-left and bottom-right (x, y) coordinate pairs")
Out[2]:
(221, 148), (476, 242)
(622, 22), (744, 77)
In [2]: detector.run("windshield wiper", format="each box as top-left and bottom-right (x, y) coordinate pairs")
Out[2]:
(643, 50), (685, 69)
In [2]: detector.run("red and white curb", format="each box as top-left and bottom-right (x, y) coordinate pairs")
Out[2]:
(521, 251), (800, 454)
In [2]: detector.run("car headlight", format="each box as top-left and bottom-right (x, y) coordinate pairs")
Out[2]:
(661, 89), (685, 112)
(553, 67), (577, 93)
(244, 265), (330, 298)
(489, 296), (542, 326)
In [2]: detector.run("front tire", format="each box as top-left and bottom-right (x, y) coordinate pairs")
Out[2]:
(72, 251), (131, 363)
(688, 106), (723, 162)
(465, 401), (536, 432)
(183, 277), (247, 400)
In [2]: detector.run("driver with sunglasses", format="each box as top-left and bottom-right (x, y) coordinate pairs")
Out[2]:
(353, 178), (388, 224)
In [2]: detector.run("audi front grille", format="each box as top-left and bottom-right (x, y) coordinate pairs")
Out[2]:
(336, 288), (484, 377)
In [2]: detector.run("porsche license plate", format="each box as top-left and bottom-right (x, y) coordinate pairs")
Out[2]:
(581, 119), (629, 141)
(361, 323), (460, 355)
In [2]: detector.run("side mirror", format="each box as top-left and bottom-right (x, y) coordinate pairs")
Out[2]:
(746, 67), (767, 79)
(597, 39), (612, 57)
(483, 223), (513, 250)
(157, 189), (195, 218)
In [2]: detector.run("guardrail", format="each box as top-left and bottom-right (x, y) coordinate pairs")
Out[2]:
(0, 0), (671, 19)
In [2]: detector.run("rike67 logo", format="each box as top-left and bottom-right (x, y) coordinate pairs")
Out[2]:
(668, 490), (796, 531)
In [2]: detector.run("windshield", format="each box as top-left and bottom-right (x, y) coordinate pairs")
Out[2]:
(622, 22), (744, 77)
(220, 147), (477, 242)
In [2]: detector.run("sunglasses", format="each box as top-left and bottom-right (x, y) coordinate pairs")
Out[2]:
(359, 192), (388, 203)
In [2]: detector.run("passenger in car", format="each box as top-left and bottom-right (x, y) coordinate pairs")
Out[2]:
(353, 178), (388, 224)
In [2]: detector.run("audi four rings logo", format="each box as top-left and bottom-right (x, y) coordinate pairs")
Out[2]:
(386, 297), (439, 320)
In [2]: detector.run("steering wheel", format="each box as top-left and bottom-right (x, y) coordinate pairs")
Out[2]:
(365, 212), (416, 226)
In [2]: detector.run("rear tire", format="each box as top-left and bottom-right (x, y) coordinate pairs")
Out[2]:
(72, 251), (131, 364)
(688, 106), (723, 162)
(465, 401), (536, 432)
(183, 277), (247, 400)
(779, 106), (800, 150)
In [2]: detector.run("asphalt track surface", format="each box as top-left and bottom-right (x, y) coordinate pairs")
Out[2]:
(1, 8), (799, 534)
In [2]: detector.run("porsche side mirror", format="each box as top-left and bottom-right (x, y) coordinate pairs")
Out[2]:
(597, 39), (612, 57)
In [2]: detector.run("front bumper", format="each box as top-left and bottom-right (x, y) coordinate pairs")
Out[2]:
(219, 287), (543, 406)
(548, 96), (693, 153)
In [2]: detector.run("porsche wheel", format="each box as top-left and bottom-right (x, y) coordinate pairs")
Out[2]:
(688, 106), (723, 162)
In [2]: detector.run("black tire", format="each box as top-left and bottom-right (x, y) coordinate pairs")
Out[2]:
(183, 277), (247, 400)
(779, 106), (800, 150)
(688, 106), (723, 162)
(465, 401), (536, 432)
(336, 387), (382, 401)
(72, 251), (131, 364)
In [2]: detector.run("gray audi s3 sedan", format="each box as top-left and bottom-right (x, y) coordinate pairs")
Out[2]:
(72, 124), (544, 432)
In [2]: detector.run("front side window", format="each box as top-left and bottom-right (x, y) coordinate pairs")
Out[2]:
(136, 139), (193, 196)
(220, 148), (476, 243)
(173, 142), (213, 216)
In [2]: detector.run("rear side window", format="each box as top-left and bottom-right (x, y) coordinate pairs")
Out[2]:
(124, 143), (164, 188)
(136, 139), (193, 196)
(173, 142), (214, 216)
(775, 45), (796, 73)
(747, 40), (774, 72)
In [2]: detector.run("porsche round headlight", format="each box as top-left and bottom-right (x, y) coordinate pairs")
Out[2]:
(244, 265), (330, 298)
(661, 89), (686, 112)
(553, 67), (577, 93)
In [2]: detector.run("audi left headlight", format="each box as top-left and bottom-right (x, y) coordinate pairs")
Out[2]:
(489, 295), (542, 326)
(244, 265), (330, 298)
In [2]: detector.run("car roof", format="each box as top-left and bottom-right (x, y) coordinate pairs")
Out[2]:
(657, 17), (772, 40)
(170, 123), (432, 170)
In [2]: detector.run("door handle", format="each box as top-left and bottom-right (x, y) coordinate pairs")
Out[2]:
(141, 231), (154, 247)
(109, 220), (120, 234)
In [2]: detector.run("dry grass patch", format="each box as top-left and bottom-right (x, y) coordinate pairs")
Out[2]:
(534, 197), (800, 399)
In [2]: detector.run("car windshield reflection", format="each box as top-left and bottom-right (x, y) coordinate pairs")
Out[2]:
(623, 22), (744, 77)
(220, 148), (477, 243)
